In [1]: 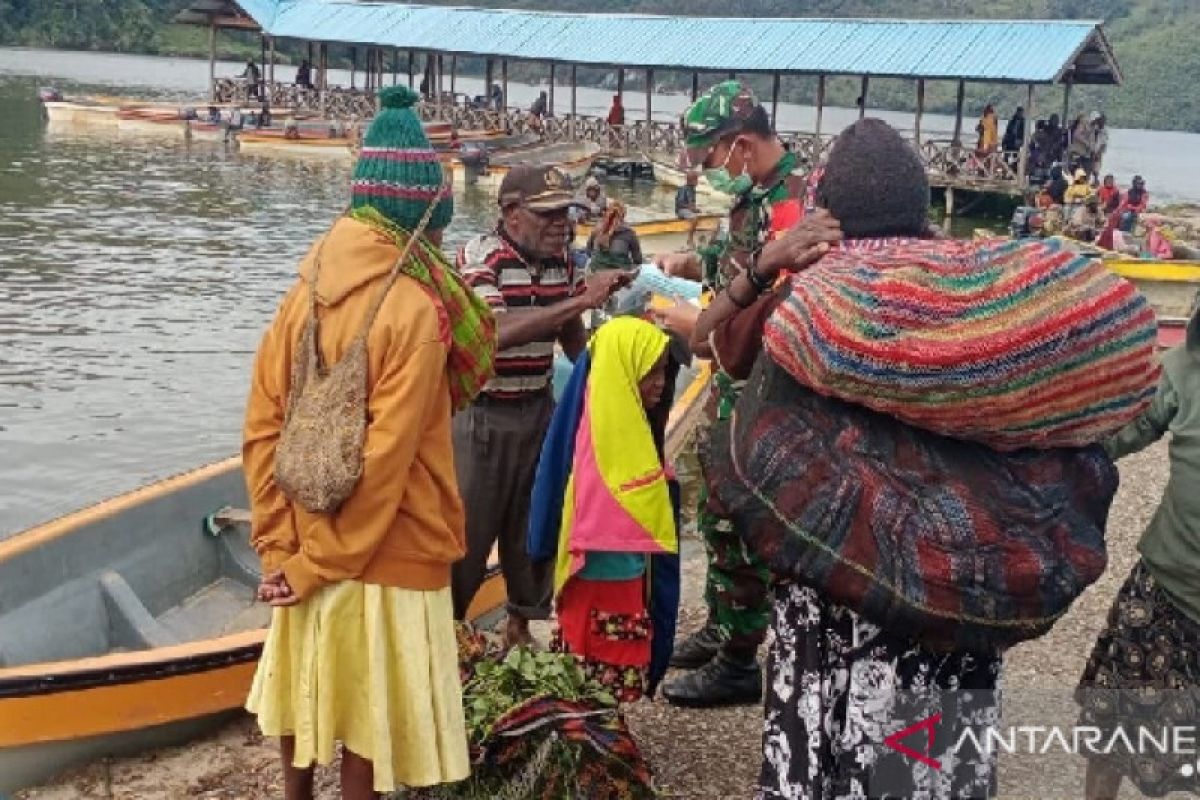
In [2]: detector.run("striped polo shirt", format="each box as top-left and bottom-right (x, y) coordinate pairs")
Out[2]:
(457, 229), (584, 399)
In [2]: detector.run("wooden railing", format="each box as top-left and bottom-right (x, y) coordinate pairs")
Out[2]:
(919, 139), (1021, 189)
(208, 81), (1030, 194)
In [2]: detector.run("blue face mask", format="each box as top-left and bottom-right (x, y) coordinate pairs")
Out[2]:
(703, 140), (753, 196)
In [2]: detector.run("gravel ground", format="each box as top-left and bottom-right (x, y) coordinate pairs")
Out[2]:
(17, 441), (1171, 799)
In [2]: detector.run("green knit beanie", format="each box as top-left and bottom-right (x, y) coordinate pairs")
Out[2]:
(350, 85), (453, 232)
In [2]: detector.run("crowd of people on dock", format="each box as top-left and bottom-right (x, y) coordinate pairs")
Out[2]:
(973, 104), (1110, 183)
(240, 80), (1197, 800)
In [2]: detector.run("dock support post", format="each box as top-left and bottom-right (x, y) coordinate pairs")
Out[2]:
(392, 47), (398, 86)
(645, 68), (654, 150)
(259, 35), (267, 99)
(450, 56), (457, 97)
(946, 186), (955, 219)
(350, 47), (357, 90)
(435, 54), (443, 118)
(549, 63), (556, 117)
(814, 74), (826, 138)
(485, 59), (494, 100)
(319, 43), (328, 115)
(570, 64), (578, 141)
(1018, 82), (1035, 191)
(617, 68), (625, 102)
(952, 79), (965, 146)
(268, 36), (275, 92)
(407, 50), (415, 89)
(207, 22), (216, 101)
(1062, 75), (1073, 125)
(691, 72), (699, 101)
(914, 78), (925, 148)
(859, 75), (868, 118)
(501, 60), (508, 112)
(771, 72), (780, 127)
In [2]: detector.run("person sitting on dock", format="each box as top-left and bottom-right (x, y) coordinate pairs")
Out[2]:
(451, 165), (631, 648)
(1046, 163), (1068, 205)
(577, 175), (608, 220)
(587, 201), (643, 273)
(1099, 173), (1122, 213)
(1064, 167), (1093, 205)
(1067, 196), (1106, 242)
(1118, 175), (1150, 232)
(242, 85), (494, 800)
(675, 170), (700, 220)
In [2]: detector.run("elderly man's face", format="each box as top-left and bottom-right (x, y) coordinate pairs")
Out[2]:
(502, 204), (572, 259)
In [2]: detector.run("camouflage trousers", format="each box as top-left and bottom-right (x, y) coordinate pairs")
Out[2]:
(697, 482), (770, 653)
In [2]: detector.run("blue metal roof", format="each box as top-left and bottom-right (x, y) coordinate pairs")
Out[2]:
(204, 1), (1122, 85)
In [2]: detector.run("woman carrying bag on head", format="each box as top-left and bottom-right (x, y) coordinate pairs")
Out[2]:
(242, 85), (496, 800)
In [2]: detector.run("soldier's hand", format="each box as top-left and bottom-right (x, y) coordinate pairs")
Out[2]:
(755, 210), (843, 279)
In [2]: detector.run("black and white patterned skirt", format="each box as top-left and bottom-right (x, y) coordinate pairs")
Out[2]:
(761, 582), (1004, 800)
(1076, 559), (1200, 797)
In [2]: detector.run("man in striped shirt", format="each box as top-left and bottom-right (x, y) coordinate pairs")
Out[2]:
(451, 165), (630, 647)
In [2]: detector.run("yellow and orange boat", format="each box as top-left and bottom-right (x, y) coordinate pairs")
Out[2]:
(0, 459), (507, 793)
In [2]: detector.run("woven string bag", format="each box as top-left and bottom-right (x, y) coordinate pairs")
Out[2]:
(274, 198), (439, 514)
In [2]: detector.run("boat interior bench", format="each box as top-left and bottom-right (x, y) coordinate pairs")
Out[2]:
(0, 467), (263, 669)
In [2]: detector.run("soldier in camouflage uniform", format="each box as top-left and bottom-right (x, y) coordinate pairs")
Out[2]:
(660, 81), (810, 708)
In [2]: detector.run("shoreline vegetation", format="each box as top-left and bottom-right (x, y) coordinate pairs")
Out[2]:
(1, 0), (1199, 133)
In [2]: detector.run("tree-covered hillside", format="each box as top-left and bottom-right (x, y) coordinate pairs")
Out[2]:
(0, 0), (1197, 132)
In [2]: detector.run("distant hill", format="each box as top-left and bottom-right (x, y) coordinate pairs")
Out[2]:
(1, 0), (1197, 132)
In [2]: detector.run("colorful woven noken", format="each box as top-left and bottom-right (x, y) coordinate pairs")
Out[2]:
(351, 85), (453, 232)
(764, 237), (1161, 451)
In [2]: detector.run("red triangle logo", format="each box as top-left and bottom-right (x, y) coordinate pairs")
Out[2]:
(883, 713), (943, 770)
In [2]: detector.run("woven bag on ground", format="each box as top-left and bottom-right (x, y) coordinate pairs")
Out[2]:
(764, 237), (1160, 450)
(702, 357), (1118, 652)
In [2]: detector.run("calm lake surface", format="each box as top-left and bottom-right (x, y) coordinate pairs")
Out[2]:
(2, 47), (1199, 537)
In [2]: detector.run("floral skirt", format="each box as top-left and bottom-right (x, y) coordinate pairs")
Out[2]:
(1076, 559), (1200, 797)
(553, 576), (651, 703)
(762, 582), (1003, 800)
(246, 581), (470, 793)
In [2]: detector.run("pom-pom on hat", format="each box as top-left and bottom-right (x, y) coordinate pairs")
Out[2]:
(350, 85), (453, 232)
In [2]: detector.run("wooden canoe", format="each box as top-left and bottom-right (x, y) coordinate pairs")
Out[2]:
(0, 459), (507, 793)
(575, 210), (723, 255)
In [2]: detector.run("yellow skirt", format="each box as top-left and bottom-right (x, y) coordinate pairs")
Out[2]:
(245, 581), (470, 792)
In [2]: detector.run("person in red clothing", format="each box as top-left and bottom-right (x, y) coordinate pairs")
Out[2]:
(1098, 173), (1121, 213)
(1118, 175), (1149, 232)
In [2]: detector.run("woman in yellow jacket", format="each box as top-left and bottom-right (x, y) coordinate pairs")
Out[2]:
(976, 104), (999, 155)
(242, 85), (495, 799)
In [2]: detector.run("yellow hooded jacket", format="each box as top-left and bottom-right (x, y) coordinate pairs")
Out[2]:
(242, 217), (466, 601)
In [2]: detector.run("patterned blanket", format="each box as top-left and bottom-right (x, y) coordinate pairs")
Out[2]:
(764, 237), (1160, 450)
(703, 358), (1118, 652)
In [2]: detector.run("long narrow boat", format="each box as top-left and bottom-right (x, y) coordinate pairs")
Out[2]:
(449, 142), (601, 189)
(0, 459), (507, 794)
(0, 346), (710, 794)
(575, 209), (723, 255)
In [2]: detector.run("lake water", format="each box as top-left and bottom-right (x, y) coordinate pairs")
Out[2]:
(2, 46), (1199, 537)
